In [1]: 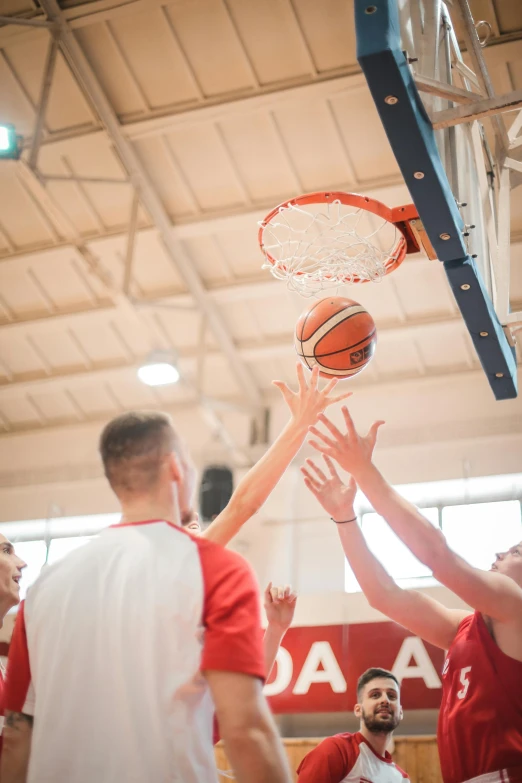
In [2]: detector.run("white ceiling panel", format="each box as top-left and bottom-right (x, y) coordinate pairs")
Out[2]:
(273, 99), (358, 191)
(292, 0), (357, 73)
(0, 0), (520, 443)
(133, 136), (200, 219)
(218, 113), (301, 203)
(70, 384), (120, 416)
(165, 124), (249, 211)
(101, 10), (202, 110)
(330, 88), (402, 183)
(0, 165), (56, 248)
(0, 396), (43, 427)
(164, 0), (257, 97)
(3, 37), (95, 132)
(0, 333), (48, 376)
(225, 0), (315, 85)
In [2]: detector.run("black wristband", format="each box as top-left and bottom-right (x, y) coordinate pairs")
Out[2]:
(331, 516), (357, 525)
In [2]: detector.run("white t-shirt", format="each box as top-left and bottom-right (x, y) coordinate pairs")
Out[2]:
(5, 520), (265, 783)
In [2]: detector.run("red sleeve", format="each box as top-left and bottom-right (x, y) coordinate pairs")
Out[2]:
(196, 538), (265, 680)
(296, 735), (357, 783)
(4, 601), (34, 715)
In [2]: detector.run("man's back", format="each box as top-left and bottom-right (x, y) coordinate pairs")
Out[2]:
(7, 520), (265, 783)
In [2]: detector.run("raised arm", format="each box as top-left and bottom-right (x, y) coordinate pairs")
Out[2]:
(302, 455), (468, 650)
(263, 583), (297, 677)
(309, 408), (522, 625)
(202, 364), (351, 546)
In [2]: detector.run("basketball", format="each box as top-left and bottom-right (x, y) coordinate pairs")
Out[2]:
(294, 297), (377, 379)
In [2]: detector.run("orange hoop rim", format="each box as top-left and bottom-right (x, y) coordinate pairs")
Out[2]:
(258, 191), (419, 284)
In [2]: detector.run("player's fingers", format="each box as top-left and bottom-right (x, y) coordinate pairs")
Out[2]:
(308, 426), (338, 450)
(283, 585), (292, 599)
(303, 474), (322, 498)
(323, 454), (340, 479)
(341, 406), (357, 438)
(287, 591), (298, 604)
(270, 585), (280, 603)
(272, 380), (294, 405)
(316, 413), (344, 441)
(296, 362), (307, 393)
(300, 466), (321, 491)
(305, 458), (327, 482)
(321, 377), (338, 397)
(308, 440), (336, 460)
(277, 585), (285, 601)
(308, 364), (319, 392)
(367, 420), (385, 451)
(264, 581), (273, 602)
(329, 391), (353, 405)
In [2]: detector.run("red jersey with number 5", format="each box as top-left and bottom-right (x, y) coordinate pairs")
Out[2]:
(438, 612), (522, 783)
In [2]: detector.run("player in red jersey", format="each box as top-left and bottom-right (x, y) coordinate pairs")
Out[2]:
(303, 406), (522, 783)
(0, 537), (25, 757)
(297, 667), (409, 783)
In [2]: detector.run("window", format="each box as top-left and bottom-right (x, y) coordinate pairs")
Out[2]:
(344, 498), (522, 593)
(442, 501), (522, 570)
(47, 536), (93, 566)
(345, 508), (439, 593)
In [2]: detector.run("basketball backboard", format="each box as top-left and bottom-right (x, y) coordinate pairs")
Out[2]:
(355, 0), (521, 400)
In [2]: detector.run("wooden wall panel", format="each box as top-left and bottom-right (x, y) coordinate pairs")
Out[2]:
(215, 736), (443, 783)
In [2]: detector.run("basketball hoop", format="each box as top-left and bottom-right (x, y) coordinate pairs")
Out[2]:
(258, 192), (423, 295)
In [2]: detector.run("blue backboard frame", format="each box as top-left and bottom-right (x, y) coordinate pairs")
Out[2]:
(355, 0), (517, 400)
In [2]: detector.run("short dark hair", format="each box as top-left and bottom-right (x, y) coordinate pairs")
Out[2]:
(99, 411), (180, 494)
(357, 668), (399, 700)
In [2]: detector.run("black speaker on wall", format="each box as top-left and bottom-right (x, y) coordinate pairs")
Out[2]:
(199, 465), (233, 522)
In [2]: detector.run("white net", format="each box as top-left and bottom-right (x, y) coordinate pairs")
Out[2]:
(259, 197), (405, 296)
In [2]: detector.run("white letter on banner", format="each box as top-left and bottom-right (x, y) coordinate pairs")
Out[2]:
(263, 647), (293, 697)
(292, 641), (347, 695)
(392, 637), (441, 689)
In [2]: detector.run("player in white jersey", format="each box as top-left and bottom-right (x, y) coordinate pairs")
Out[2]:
(297, 668), (409, 783)
(1, 411), (293, 783)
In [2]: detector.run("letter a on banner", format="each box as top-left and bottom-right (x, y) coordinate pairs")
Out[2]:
(392, 637), (441, 689)
(293, 641), (347, 695)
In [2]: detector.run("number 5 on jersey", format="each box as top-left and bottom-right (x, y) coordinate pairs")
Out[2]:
(457, 666), (471, 700)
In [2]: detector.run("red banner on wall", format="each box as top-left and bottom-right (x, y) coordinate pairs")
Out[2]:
(265, 622), (445, 714)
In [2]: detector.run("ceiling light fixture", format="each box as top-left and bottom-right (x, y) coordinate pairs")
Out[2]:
(0, 124), (20, 160)
(137, 352), (180, 387)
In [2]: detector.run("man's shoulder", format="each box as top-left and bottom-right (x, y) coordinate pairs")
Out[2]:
(195, 534), (254, 575)
(315, 732), (359, 756)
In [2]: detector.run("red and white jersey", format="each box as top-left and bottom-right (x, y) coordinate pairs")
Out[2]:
(5, 520), (265, 783)
(296, 731), (409, 783)
(0, 666), (4, 756)
(439, 611), (522, 783)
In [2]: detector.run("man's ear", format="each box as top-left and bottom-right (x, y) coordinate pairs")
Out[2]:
(168, 452), (182, 483)
(354, 702), (362, 719)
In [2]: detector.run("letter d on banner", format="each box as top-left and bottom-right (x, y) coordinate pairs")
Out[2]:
(264, 647), (293, 697)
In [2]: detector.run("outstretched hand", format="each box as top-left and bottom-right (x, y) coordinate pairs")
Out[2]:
(273, 363), (353, 430)
(264, 582), (297, 632)
(301, 455), (357, 521)
(308, 406), (384, 479)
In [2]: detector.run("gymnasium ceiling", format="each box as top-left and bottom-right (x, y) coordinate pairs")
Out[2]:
(0, 0), (521, 459)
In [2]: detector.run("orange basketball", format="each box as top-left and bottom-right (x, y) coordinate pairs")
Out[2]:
(295, 296), (377, 379)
